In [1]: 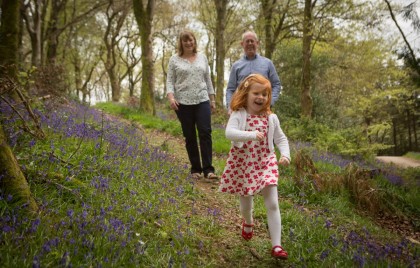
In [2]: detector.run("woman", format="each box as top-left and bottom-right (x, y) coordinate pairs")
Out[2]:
(166, 30), (218, 181)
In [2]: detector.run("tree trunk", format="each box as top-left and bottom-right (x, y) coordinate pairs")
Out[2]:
(407, 109), (412, 150)
(261, 0), (275, 58)
(21, 0), (43, 67)
(260, 0), (290, 59)
(413, 111), (418, 151)
(0, 124), (38, 212)
(0, 0), (38, 212)
(301, 0), (313, 118)
(0, 0), (20, 79)
(214, 0), (227, 107)
(133, 0), (155, 115)
(46, 1), (67, 65)
(109, 70), (121, 102)
(392, 118), (397, 155)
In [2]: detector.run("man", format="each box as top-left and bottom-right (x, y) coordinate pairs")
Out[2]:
(225, 30), (282, 111)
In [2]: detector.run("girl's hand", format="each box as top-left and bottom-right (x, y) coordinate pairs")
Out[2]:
(255, 131), (264, 141)
(279, 157), (290, 167)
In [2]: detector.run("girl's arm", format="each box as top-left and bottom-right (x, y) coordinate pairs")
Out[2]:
(272, 115), (291, 161)
(225, 113), (260, 142)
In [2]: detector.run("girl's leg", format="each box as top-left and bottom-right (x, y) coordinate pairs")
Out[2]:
(261, 185), (281, 247)
(239, 195), (253, 232)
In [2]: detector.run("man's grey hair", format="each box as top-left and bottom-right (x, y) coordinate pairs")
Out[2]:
(242, 30), (258, 41)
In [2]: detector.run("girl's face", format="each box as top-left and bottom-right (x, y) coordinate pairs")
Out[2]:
(181, 36), (195, 54)
(246, 83), (268, 115)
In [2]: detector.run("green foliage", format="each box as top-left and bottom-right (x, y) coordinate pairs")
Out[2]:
(404, 152), (420, 160)
(95, 102), (183, 137)
(2, 99), (418, 267)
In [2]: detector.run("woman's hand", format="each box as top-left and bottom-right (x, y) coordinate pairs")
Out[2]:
(278, 157), (290, 167)
(169, 98), (179, 110)
(210, 101), (216, 113)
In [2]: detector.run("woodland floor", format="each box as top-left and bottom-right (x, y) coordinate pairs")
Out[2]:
(103, 111), (419, 265)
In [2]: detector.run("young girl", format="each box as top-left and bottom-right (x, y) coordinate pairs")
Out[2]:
(219, 74), (290, 259)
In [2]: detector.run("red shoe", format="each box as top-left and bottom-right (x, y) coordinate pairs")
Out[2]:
(241, 220), (254, 241)
(271, 245), (288, 259)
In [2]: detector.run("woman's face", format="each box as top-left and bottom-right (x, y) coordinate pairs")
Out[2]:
(246, 83), (268, 115)
(181, 36), (195, 54)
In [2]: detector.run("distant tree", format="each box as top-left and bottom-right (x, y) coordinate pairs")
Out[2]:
(195, 0), (253, 107)
(213, 0), (228, 107)
(118, 15), (142, 98)
(301, 0), (313, 118)
(102, 0), (132, 102)
(300, 0), (358, 118)
(21, 0), (45, 67)
(384, 0), (420, 82)
(133, 0), (155, 115)
(258, 0), (298, 59)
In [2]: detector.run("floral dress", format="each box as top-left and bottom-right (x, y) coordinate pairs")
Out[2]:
(219, 114), (279, 196)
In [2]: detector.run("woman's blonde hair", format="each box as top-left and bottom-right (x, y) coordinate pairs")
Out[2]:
(177, 30), (197, 56)
(230, 74), (272, 114)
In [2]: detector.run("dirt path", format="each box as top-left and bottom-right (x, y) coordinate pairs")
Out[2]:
(376, 156), (420, 168)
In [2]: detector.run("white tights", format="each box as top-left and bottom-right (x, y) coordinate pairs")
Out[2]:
(239, 185), (282, 247)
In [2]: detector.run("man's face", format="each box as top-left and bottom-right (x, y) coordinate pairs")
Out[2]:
(241, 33), (259, 59)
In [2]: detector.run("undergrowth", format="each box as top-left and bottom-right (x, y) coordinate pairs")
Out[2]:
(0, 99), (418, 267)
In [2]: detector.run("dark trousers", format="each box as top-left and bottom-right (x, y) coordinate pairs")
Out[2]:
(175, 101), (215, 176)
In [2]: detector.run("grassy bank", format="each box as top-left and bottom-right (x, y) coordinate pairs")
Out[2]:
(0, 99), (418, 267)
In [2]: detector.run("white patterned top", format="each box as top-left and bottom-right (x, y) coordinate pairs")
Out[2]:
(166, 53), (215, 105)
